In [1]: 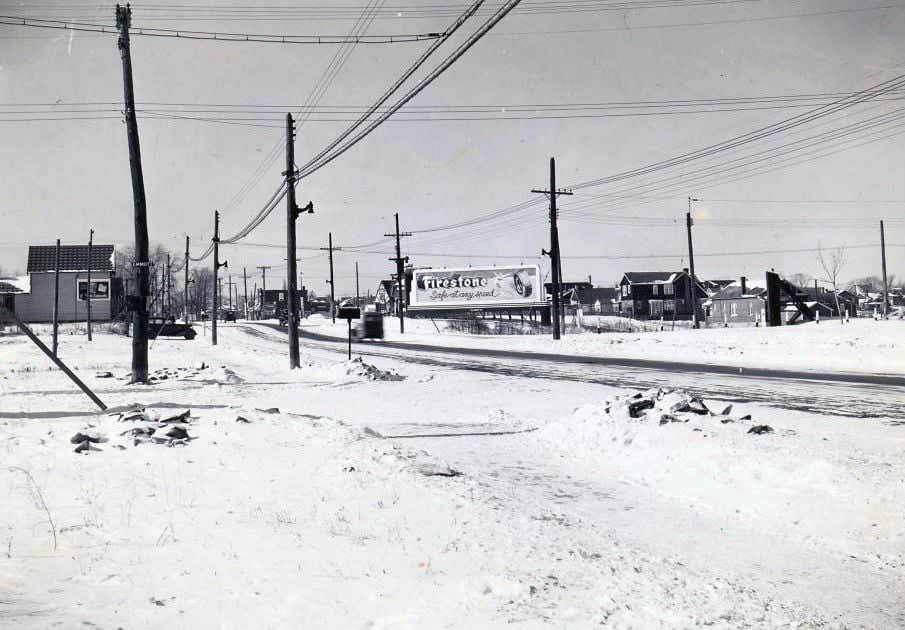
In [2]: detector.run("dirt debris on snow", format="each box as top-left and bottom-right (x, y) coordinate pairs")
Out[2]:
(344, 357), (405, 382)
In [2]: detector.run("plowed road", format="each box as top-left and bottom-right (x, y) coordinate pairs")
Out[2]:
(257, 323), (905, 421)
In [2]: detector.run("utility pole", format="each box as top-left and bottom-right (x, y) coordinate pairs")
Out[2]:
(686, 196), (702, 329)
(212, 210), (227, 345)
(283, 113), (312, 369)
(319, 233), (342, 324)
(226, 275), (236, 311)
(52, 239), (60, 356)
(184, 236), (190, 324)
(355, 261), (360, 308)
(257, 265), (272, 319)
(384, 214), (411, 333)
(242, 266), (248, 320)
(166, 253), (171, 316)
(532, 157), (572, 340)
(87, 229), (93, 341)
(881, 219), (889, 318)
(116, 4), (150, 383)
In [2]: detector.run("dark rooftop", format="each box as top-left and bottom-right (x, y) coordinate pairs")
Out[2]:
(27, 245), (115, 273)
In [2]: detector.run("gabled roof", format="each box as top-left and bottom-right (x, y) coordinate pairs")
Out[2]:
(27, 244), (115, 273)
(576, 286), (616, 302)
(710, 283), (766, 300)
(0, 276), (30, 294)
(622, 271), (683, 284)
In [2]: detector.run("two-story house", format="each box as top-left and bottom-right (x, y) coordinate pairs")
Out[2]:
(615, 270), (706, 320)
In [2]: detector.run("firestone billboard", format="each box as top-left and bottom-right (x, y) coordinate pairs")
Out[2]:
(410, 265), (545, 309)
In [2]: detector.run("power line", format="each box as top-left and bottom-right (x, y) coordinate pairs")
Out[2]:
(200, 0), (520, 256)
(0, 14), (445, 43)
(2, 0), (780, 22)
(348, 242), (903, 260)
(491, 2), (905, 36)
(401, 75), (905, 237)
(294, 0), (524, 181)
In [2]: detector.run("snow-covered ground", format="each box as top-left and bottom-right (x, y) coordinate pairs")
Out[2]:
(301, 314), (905, 376)
(1, 324), (903, 628)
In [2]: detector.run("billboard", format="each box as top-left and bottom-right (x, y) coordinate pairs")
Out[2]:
(410, 265), (545, 309)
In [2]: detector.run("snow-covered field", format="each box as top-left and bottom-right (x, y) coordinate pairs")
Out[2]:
(1, 323), (903, 628)
(303, 314), (905, 375)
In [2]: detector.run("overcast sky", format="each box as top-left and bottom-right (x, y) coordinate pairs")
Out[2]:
(2, 0), (904, 296)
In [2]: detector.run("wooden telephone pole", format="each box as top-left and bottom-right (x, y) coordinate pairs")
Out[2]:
(320, 233), (341, 324)
(355, 261), (360, 308)
(212, 210), (227, 345)
(532, 158), (572, 340)
(184, 235), (190, 324)
(242, 266), (248, 320)
(52, 239), (60, 356)
(385, 214), (411, 333)
(86, 229), (93, 341)
(284, 113), (313, 369)
(226, 276), (236, 311)
(166, 253), (172, 316)
(116, 4), (150, 383)
(686, 197), (702, 328)
(257, 265), (272, 319)
(881, 220), (889, 318)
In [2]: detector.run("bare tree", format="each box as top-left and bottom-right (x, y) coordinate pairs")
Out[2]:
(816, 245), (846, 323)
(788, 272), (812, 289)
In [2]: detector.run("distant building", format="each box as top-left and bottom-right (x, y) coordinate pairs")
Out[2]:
(0, 277), (29, 320)
(615, 270), (706, 320)
(13, 244), (117, 323)
(704, 277), (766, 325)
(700, 279), (735, 296)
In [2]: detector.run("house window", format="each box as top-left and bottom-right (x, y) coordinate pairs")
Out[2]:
(731, 303), (738, 317)
(621, 284), (630, 297)
(664, 283), (674, 296)
(653, 284), (660, 296)
(748, 302), (753, 316)
(650, 299), (663, 315)
(77, 279), (110, 301)
(665, 299), (675, 312)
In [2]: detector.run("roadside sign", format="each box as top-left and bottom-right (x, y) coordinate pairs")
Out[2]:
(410, 265), (545, 309)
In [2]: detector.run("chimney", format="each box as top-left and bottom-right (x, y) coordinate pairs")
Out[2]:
(682, 267), (689, 274)
(740, 276), (747, 294)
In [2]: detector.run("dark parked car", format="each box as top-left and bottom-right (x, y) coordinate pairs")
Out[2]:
(223, 309), (237, 322)
(147, 316), (196, 340)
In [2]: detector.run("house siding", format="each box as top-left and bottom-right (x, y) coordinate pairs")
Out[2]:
(14, 271), (113, 323)
(617, 275), (698, 320)
(706, 297), (765, 325)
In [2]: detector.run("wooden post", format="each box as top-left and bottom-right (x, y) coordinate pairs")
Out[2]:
(285, 113), (301, 369)
(1, 305), (106, 410)
(52, 238), (60, 356)
(87, 229), (93, 341)
(242, 266), (248, 320)
(881, 220), (889, 318)
(116, 5), (150, 383)
(212, 210), (220, 345)
(184, 235), (190, 324)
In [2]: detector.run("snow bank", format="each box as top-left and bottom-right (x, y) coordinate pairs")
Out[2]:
(302, 316), (905, 375)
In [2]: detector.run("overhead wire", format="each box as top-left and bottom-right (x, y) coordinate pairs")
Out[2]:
(0, 14), (445, 42)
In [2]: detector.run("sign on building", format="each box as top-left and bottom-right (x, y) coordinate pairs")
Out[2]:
(409, 265), (544, 309)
